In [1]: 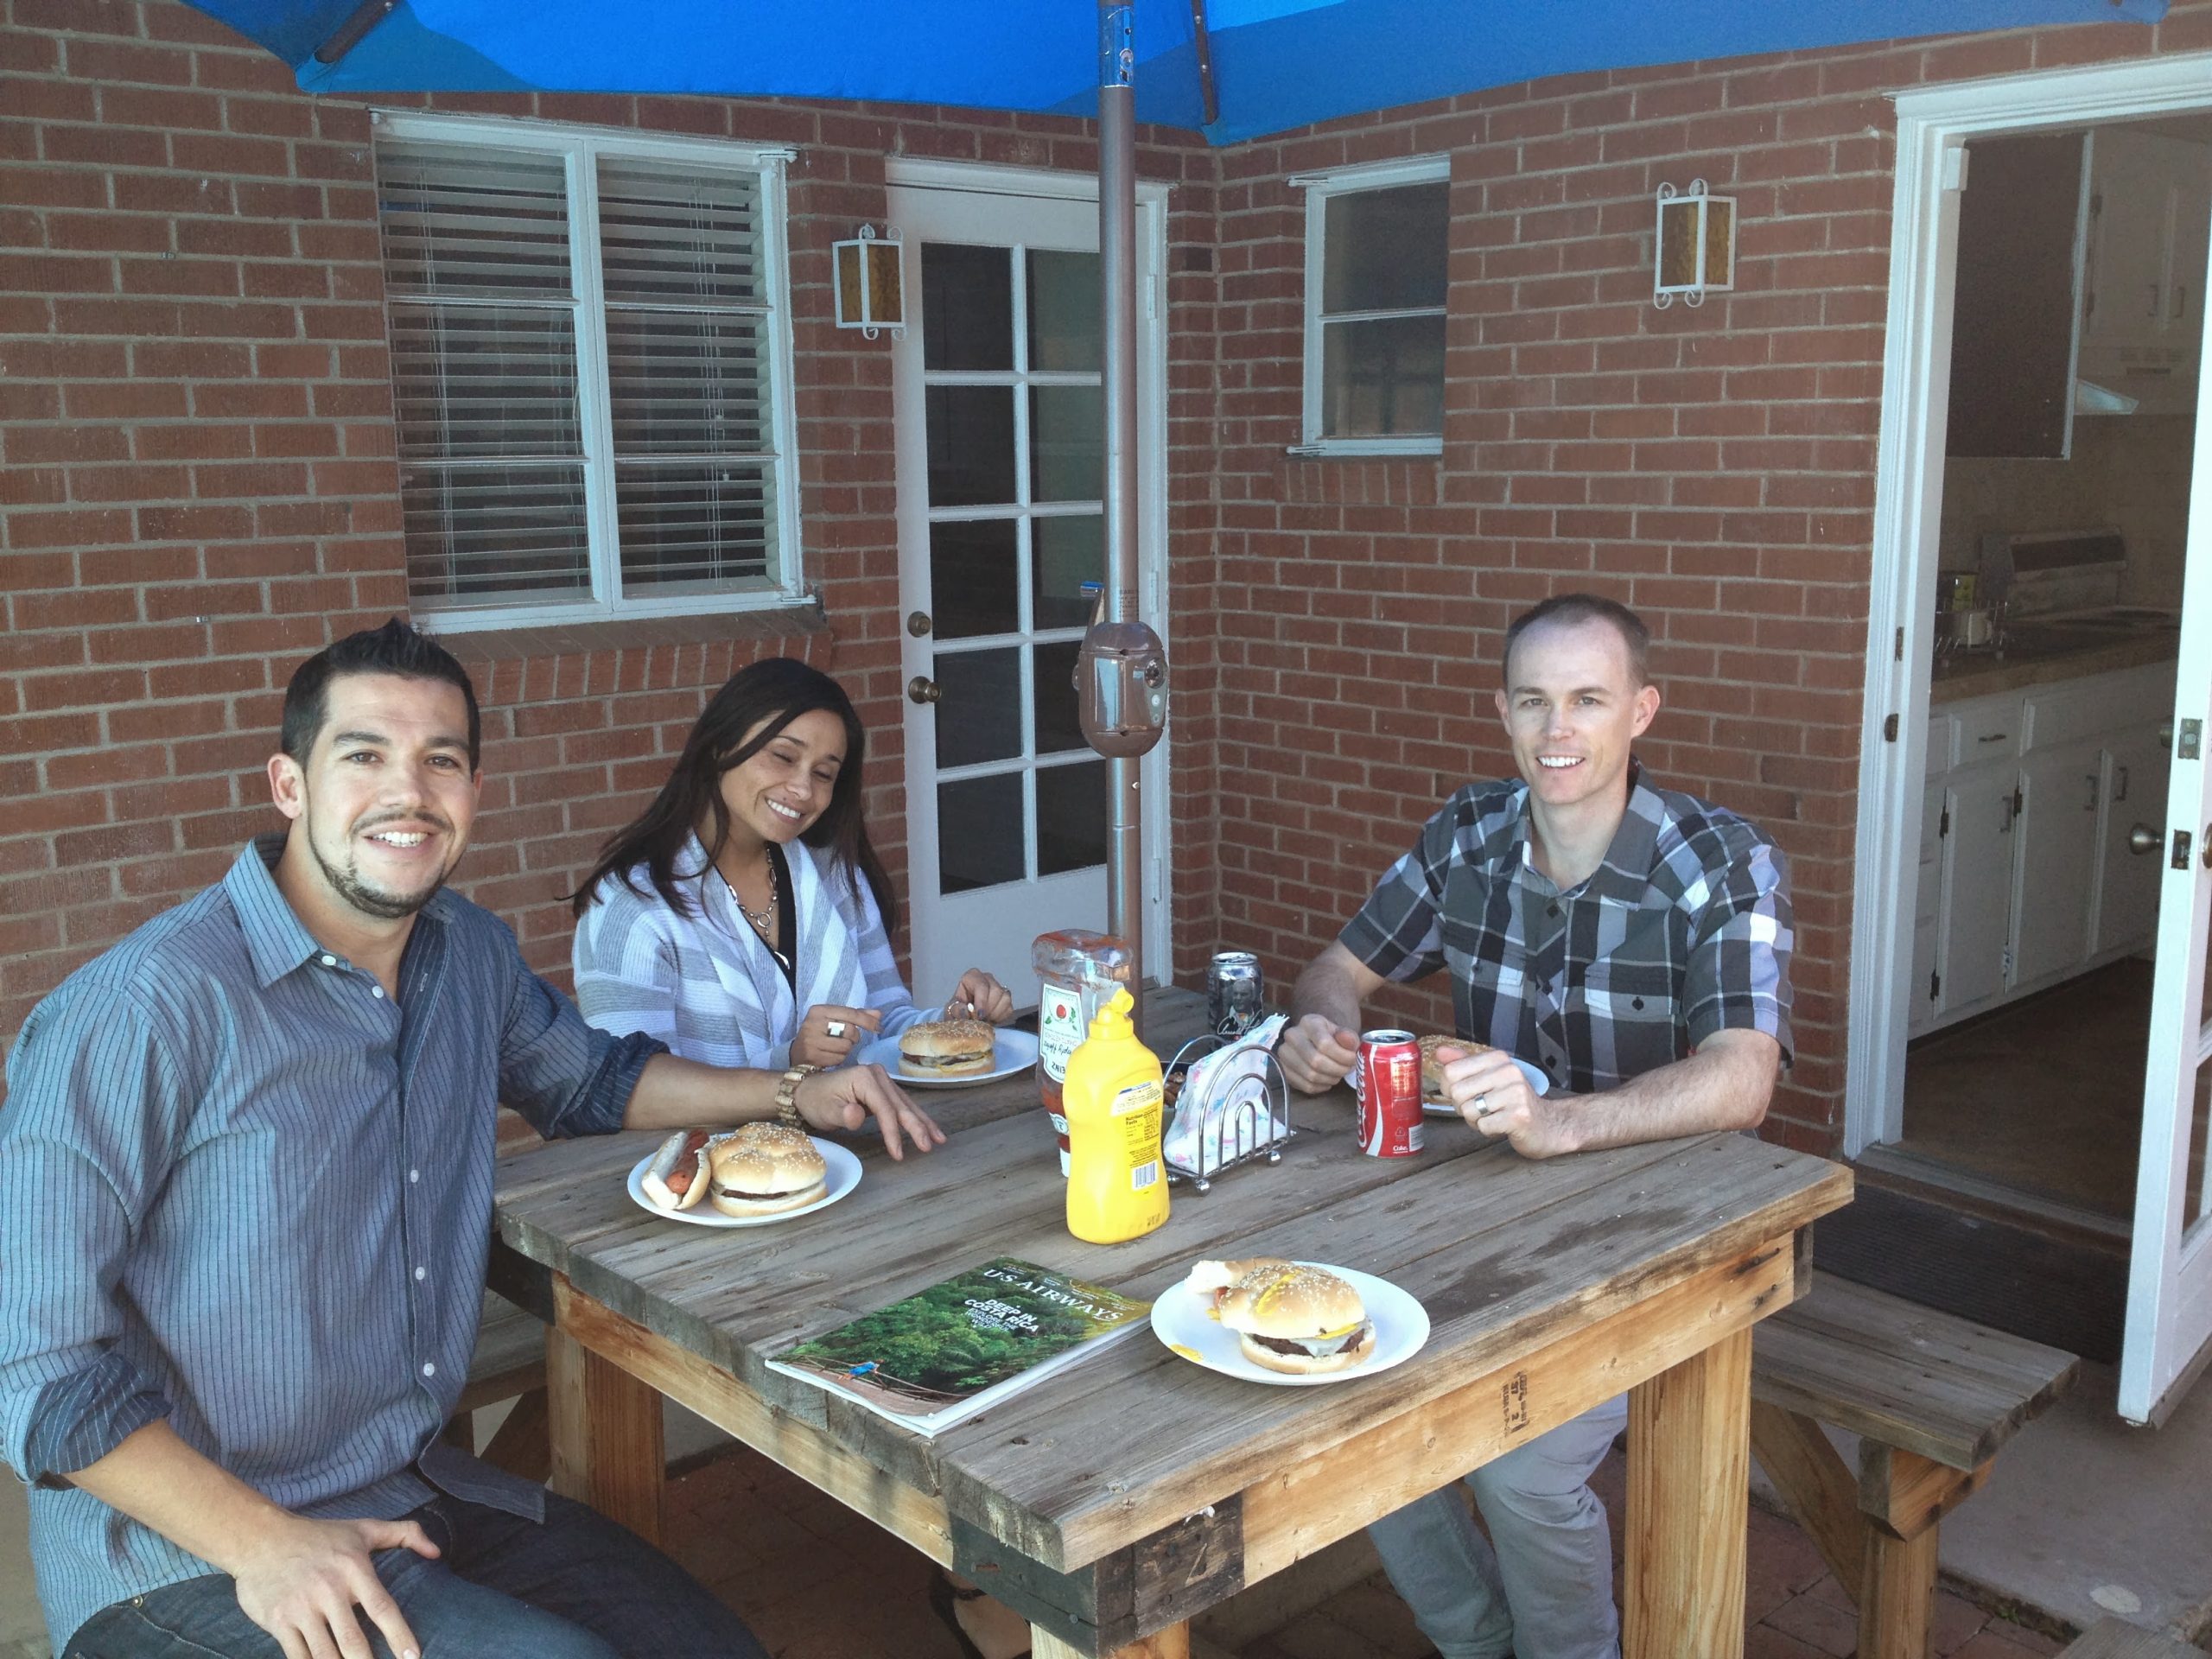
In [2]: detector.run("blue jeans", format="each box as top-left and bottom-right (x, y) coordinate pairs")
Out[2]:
(63, 1491), (769, 1659)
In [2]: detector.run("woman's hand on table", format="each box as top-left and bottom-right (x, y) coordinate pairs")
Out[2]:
(1434, 1045), (1568, 1158)
(1277, 1014), (1358, 1095)
(791, 1003), (881, 1069)
(794, 1064), (946, 1160)
(945, 969), (1014, 1025)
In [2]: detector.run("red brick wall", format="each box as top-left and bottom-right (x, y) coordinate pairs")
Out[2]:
(1208, 4), (2212, 1152)
(0, 0), (1224, 1046)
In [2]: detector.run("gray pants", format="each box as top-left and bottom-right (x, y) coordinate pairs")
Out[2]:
(1366, 1394), (1628, 1659)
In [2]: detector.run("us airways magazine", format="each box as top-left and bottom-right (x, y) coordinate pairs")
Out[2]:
(765, 1257), (1150, 1435)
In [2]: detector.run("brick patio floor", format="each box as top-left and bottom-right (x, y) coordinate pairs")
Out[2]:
(661, 1438), (2096, 1659)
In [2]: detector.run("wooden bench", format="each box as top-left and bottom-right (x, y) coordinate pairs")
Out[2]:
(2059, 1619), (2206, 1656)
(443, 1288), (551, 1481)
(1750, 1271), (2078, 1659)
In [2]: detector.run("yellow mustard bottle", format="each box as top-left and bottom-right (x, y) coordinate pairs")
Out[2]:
(1062, 988), (1170, 1243)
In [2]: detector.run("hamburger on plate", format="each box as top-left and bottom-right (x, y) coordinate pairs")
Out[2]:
(704, 1122), (829, 1217)
(898, 1017), (996, 1079)
(1185, 1259), (1376, 1376)
(1418, 1033), (1491, 1107)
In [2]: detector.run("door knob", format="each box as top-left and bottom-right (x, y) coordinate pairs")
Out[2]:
(907, 676), (941, 705)
(2129, 823), (2160, 855)
(907, 611), (932, 637)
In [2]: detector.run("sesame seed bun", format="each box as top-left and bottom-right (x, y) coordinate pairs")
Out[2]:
(706, 1123), (828, 1217)
(1214, 1263), (1376, 1376)
(1418, 1034), (1491, 1104)
(898, 1018), (995, 1077)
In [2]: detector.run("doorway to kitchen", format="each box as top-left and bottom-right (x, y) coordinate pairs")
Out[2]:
(1848, 53), (2212, 1423)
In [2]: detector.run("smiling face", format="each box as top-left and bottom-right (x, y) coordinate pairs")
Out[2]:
(268, 671), (480, 925)
(1494, 615), (1661, 816)
(714, 707), (848, 853)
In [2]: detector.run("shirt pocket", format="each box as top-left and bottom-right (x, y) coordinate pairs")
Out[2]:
(1575, 958), (1683, 1081)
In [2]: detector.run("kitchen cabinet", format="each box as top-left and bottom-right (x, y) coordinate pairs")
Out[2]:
(1916, 660), (2173, 1036)
(1946, 125), (2209, 458)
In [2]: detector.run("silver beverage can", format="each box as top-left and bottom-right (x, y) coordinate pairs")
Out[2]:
(1205, 950), (1265, 1035)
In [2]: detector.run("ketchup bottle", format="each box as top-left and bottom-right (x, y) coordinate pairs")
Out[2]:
(1033, 929), (1133, 1176)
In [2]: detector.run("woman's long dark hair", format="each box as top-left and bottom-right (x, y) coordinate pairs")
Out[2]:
(570, 658), (899, 935)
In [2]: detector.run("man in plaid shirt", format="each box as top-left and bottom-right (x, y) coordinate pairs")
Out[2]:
(1280, 593), (1791, 1659)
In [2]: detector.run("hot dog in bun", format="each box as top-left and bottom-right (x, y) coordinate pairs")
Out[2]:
(1194, 1260), (1377, 1375)
(642, 1129), (715, 1212)
(899, 1018), (995, 1079)
(706, 1123), (829, 1217)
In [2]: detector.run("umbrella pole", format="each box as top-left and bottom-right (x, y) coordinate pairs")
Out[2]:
(1099, 3), (1147, 1024)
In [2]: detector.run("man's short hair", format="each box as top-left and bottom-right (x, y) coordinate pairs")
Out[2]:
(1502, 593), (1652, 688)
(281, 618), (481, 767)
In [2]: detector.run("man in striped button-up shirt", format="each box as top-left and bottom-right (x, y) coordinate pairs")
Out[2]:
(1277, 594), (1792, 1659)
(1, 621), (944, 1659)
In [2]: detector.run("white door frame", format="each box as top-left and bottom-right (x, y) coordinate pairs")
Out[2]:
(883, 157), (1174, 1000)
(1847, 50), (2212, 1158)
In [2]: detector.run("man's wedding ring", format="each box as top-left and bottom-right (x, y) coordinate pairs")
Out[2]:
(823, 1020), (847, 1039)
(1472, 1093), (1490, 1116)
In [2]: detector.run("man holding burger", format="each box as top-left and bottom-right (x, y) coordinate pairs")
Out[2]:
(0, 620), (944, 1659)
(1278, 593), (1792, 1659)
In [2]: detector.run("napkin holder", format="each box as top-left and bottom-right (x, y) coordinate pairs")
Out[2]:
(1162, 1030), (1293, 1194)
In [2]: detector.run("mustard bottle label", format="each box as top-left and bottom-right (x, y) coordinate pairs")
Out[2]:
(1113, 1081), (1163, 1193)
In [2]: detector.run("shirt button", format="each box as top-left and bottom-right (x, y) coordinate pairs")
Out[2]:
(415, 1266), (426, 1281)
(409, 1169), (420, 1184)
(320, 954), (337, 967)
(372, 985), (385, 1000)
(422, 1362), (435, 1377)
(1548, 904), (1559, 917)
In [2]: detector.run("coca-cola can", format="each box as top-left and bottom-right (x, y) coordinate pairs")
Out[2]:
(1355, 1029), (1425, 1158)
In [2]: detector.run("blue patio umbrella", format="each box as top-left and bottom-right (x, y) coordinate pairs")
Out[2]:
(182, 0), (2162, 1005)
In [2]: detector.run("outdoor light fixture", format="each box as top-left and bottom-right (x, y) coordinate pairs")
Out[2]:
(831, 224), (904, 339)
(1653, 179), (1735, 308)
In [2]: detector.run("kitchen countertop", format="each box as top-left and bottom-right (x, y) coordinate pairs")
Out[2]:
(1929, 616), (2179, 704)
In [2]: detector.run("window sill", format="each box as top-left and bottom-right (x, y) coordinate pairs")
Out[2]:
(1285, 439), (1444, 460)
(428, 600), (829, 664)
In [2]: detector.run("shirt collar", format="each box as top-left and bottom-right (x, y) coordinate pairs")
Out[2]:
(1514, 759), (1662, 904)
(224, 833), (454, 988)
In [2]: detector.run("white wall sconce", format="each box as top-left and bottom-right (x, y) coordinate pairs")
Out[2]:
(1653, 180), (1735, 308)
(832, 224), (905, 339)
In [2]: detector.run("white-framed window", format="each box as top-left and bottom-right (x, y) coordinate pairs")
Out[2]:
(1294, 155), (1450, 457)
(370, 111), (801, 632)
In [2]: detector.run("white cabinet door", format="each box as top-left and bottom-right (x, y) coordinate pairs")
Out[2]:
(2012, 737), (2105, 988)
(1939, 759), (2018, 1015)
(2097, 716), (2172, 957)
(2080, 126), (2211, 411)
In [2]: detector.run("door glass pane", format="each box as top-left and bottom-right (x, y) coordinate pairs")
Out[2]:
(927, 385), (1015, 506)
(931, 519), (1018, 639)
(1322, 314), (1446, 438)
(1031, 385), (1101, 502)
(1027, 250), (1101, 372)
(2188, 1060), (2212, 1233)
(1037, 760), (1108, 876)
(938, 772), (1026, 894)
(934, 647), (1022, 769)
(1322, 181), (1449, 312)
(1033, 640), (1084, 754)
(922, 243), (1013, 372)
(1033, 515), (1103, 630)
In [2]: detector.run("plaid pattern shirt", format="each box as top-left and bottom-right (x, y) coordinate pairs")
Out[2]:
(1338, 763), (1792, 1094)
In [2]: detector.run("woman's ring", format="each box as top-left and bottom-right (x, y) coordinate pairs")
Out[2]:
(824, 1020), (847, 1039)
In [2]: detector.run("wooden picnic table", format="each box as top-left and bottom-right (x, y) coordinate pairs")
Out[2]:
(489, 987), (1851, 1659)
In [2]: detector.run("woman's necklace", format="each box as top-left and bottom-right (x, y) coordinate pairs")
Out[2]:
(719, 868), (777, 938)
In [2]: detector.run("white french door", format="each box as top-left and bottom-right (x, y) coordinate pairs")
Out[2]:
(2121, 287), (2212, 1422)
(887, 165), (1170, 1007)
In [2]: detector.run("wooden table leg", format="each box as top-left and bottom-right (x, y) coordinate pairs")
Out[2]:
(1624, 1325), (1752, 1659)
(1030, 1622), (1189, 1659)
(545, 1325), (666, 1546)
(1858, 1527), (1937, 1659)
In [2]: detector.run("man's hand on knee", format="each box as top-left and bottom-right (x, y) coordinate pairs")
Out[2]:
(1277, 1014), (1359, 1095)
(231, 1513), (440, 1659)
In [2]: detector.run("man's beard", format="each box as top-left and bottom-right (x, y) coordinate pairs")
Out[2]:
(313, 832), (448, 920)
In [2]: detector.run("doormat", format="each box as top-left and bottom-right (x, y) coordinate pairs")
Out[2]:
(1815, 1183), (2125, 1364)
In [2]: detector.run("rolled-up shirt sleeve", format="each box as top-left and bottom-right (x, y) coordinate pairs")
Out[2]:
(0, 980), (179, 1485)
(496, 921), (665, 1139)
(1683, 838), (1795, 1063)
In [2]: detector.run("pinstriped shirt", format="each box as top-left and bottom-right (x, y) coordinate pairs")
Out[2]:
(1338, 765), (1793, 1093)
(0, 836), (664, 1650)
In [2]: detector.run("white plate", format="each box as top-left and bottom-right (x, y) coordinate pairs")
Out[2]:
(853, 1026), (1040, 1089)
(626, 1137), (862, 1228)
(1150, 1262), (1430, 1387)
(1422, 1053), (1551, 1116)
